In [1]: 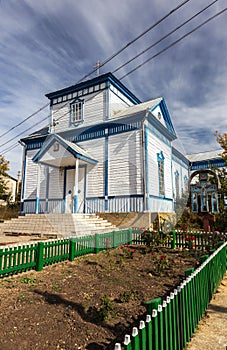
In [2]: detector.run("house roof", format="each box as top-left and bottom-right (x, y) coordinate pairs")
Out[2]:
(111, 97), (176, 138)
(45, 72), (141, 104)
(32, 134), (97, 166)
(187, 150), (223, 162)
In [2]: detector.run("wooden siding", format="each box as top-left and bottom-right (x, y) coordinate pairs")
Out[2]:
(24, 149), (38, 200)
(172, 159), (189, 196)
(147, 128), (172, 199)
(109, 89), (134, 118)
(51, 90), (106, 133)
(48, 167), (64, 199)
(149, 197), (173, 212)
(108, 130), (143, 196)
(78, 139), (105, 198)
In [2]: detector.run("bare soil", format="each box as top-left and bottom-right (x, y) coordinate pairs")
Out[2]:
(0, 245), (203, 350)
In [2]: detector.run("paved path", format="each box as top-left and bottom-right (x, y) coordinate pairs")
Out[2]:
(187, 273), (227, 350)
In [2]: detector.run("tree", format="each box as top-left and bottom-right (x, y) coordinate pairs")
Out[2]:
(0, 155), (10, 200)
(215, 131), (227, 163)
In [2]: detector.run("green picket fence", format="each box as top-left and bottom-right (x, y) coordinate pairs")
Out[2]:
(0, 229), (133, 277)
(132, 229), (227, 251)
(114, 241), (227, 350)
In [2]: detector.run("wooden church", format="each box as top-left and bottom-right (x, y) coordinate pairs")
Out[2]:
(20, 72), (189, 215)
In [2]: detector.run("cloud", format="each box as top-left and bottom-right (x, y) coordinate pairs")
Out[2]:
(0, 0), (226, 176)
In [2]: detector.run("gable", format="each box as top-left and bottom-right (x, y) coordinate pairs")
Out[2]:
(150, 98), (176, 136)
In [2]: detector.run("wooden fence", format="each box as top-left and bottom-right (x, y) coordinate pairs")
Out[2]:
(0, 229), (133, 277)
(114, 241), (227, 350)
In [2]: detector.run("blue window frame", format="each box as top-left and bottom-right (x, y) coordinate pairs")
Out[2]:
(70, 99), (84, 125)
(157, 151), (165, 196)
(175, 170), (180, 199)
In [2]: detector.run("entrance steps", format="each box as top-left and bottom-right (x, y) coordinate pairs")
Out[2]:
(0, 213), (116, 239)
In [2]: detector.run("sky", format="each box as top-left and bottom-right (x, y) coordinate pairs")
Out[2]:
(0, 0), (226, 177)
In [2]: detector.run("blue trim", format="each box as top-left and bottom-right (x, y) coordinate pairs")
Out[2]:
(83, 165), (87, 213)
(32, 134), (97, 165)
(45, 166), (50, 213)
(148, 194), (173, 201)
(190, 158), (226, 171)
(147, 113), (176, 142)
(74, 195), (79, 213)
(69, 98), (84, 126)
(144, 125), (150, 210)
(35, 197), (40, 214)
(45, 72), (141, 104)
(63, 168), (67, 213)
(150, 98), (176, 136)
(20, 146), (27, 214)
(104, 133), (108, 211)
(157, 151), (165, 197)
(172, 147), (189, 165)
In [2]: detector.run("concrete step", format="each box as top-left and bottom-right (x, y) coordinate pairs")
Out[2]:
(0, 213), (116, 238)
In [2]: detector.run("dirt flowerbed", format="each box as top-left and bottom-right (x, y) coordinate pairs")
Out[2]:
(0, 245), (203, 350)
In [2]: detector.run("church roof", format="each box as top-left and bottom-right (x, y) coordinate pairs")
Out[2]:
(187, 150), (223, 162)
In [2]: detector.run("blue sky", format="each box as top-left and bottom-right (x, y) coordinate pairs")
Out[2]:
(0, 0), (226, 177)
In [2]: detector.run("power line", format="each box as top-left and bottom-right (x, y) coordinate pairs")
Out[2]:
(76, 0), (192, 82)
(0, 114), (49, 150)
(113, 0), (218, 74)
(0, 103), (49, 140)
(0, 0), (192, 146)
(120, 8), (227, 80)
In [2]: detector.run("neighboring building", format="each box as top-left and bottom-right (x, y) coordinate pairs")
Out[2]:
(20, 72), (189, 215)
(0, 174), (18, 204)
(187, 150), (226, 213)
(187, 150), (226, 172)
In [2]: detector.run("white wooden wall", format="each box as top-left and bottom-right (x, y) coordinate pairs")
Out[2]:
(108, 130), (143, 196)
(78, 138), (105, 198)
(109, 89), (134, 118)
(51, 90), (106, 133)
(24, 149), (38, 200)
(147, 128), (172, 199)
(48, 167), (64, 199)
(172, 158), (189, 197)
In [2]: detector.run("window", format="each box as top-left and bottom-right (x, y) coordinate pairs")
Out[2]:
(157, 151), (165, 196)
(175, 171), (179, 199)
(70, 99), (84, 124)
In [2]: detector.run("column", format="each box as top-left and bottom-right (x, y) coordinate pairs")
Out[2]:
(73, 158), (79, 213)
(35, 163), (41, 214)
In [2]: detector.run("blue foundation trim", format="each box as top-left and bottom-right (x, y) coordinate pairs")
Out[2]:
(35, 197), (40, 214)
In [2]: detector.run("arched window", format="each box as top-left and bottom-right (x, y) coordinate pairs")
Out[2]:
(157, 151), (165, 196)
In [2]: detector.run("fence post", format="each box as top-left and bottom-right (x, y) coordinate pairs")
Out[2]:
(128, 228), (133, 244)
(146, 315), (152, 350)
(139, 320), (146, 350)
(36, 242), (44, 271)
(200, 255), (209, 264)
(95, 233), (99, 254)
(170, 230), (176, 249)
(0, 248), (3, 272)
(69, 238), (76, 262)
(131, 327), (140, 350)
(113, 230), (116, 248)
(146, 297), (162, 316)
(185, 267), (194, 278)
